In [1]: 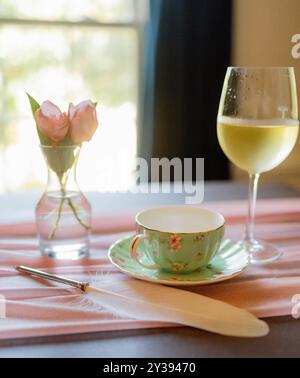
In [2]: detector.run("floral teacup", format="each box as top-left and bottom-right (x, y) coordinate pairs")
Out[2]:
(130, 206), (225, 273)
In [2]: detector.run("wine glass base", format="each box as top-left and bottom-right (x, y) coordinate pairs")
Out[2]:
(239, 240), (282, 264)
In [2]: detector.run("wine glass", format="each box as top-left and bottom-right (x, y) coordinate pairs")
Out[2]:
(217, 67), (299, 263)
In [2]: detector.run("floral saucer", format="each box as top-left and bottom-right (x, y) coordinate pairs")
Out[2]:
(108, 236), (250, 286)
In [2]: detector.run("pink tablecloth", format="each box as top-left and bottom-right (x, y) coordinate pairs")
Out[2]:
(0, 198), (300, 340)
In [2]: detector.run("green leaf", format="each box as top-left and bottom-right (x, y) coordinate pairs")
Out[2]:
(42, 145), (76, 177)
(58, 134), (73, 146)
(26, 92), (39, 114)
(26, 92), (52, 146)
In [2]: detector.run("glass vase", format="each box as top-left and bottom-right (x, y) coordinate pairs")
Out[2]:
(36, 145), (91, 259)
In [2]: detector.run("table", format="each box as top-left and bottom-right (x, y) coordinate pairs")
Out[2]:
(0, 181), (299, 358)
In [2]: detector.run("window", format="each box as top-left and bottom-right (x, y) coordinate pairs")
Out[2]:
(0, 0), (147, 192)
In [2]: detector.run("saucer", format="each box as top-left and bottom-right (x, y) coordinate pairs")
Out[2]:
(108, 236), (249, 286)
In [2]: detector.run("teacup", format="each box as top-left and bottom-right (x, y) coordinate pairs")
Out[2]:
(130, 206), (225, 273)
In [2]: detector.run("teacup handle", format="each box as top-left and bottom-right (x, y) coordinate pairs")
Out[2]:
(130, 234), (160, 270)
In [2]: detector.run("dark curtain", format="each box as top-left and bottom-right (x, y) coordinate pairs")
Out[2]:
(139, 0), (231, 180)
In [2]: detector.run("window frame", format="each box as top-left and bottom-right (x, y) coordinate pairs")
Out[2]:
(0, 0), (148, 145)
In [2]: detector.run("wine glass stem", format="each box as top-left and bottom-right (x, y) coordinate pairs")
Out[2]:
(244, 173), (260, 244)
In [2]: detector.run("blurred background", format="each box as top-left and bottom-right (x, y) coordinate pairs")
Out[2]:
(0, 0), (299, 193)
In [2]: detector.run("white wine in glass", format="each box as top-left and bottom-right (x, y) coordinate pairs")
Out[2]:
(217, 67), (299, 263)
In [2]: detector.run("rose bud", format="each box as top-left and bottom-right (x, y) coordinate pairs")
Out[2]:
(68, 100), (98, 144)
(35, 101), (69, 144)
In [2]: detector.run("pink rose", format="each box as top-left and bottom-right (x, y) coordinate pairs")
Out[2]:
(35, 101), (69, 144)
(169, 234), (181, 251)
(68, 100), (98, 144)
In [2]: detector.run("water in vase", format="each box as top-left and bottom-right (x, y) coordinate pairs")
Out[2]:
(36, 190), (91, 260)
